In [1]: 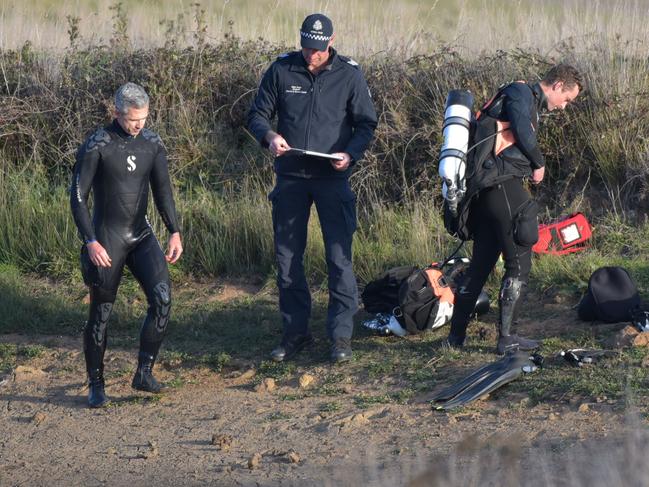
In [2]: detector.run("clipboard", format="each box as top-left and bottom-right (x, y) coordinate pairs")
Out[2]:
(284, 148), (344, 161)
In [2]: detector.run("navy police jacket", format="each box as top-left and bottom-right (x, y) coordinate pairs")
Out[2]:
(486, 82), (548, 177)
(247, 48), (378, 179)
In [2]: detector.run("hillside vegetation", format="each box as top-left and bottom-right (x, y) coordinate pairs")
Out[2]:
(1, 2), (649, 283)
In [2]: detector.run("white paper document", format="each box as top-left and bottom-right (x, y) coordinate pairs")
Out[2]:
(284, 148), (344, 161)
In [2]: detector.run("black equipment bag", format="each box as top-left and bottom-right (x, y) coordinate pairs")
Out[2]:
(394, 265), (455, 334)
(361, 265), (418, 314)
(577, 266), (641, 323)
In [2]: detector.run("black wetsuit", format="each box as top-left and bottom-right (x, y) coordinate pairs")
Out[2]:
(449, 82), (547, 347)
(70, 120), (179, 378)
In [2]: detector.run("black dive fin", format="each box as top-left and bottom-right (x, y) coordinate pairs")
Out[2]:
(435, 366), (523, 410)
(433, 352), (538, 410)
(429, 354), (514, 403)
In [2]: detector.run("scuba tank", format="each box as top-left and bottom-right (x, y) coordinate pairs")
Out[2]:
(438, 90), (474, 216)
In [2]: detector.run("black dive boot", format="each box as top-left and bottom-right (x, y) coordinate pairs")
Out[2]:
(446, 333), (466, 349)
(83, 298), (113, 408)
(132, 352), (163, 393)
(445, 292), (476, 349)
(496, 277), (540, 355)
(88, 368), (109, 408)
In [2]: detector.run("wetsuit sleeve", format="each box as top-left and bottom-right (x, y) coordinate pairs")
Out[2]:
(502, 85), (545, 169)
(150, 146), (180, 234)
(247, 64), (278, 148)
(344, 69), (378, 163)
(70, 144), (99, 243)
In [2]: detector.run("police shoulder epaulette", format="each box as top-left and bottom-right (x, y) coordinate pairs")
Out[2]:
(141, 128), (163, 146)
(276, 52), (291, 60)
(84, 128), (112, 152)
(342, 57), (360, 68)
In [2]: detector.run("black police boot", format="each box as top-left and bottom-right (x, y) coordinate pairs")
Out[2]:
(87, 368), (109, 408)
(496, 277), (540, 355)
(132, 352), (163, 393)
(331, 338), (353, 363)
(270, 334), (313, 362)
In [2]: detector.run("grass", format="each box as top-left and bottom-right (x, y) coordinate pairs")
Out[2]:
(353, 393), (393, 409)
(0, 342), (46, 373)
(319, 401), (342, 413)
(3, 0), (649, 60)
(265, 411), (292, 421)
(0, 172), (461, 283)
(2, 40), (649, 287)
(165, 375), (185, 389)
(17, 344), (45, 359)
(2, 261), (649, 417)
(3, 19), (649, 251)
(257, 360), (296, 382)
(0, 343), (16, 373)
(3, 43), (649, 284)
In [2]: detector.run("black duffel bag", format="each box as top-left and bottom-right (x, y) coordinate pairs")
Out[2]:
(361, 265), (419, 314)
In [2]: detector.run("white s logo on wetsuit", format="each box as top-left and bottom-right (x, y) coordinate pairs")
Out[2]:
(127, 155), (137, 172)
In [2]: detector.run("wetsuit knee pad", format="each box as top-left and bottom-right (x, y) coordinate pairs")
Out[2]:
(141, 282), (172, 340)
(85, 301), (113, 345)
(499, 277), (524, 303)
(152, 282), (171, 308)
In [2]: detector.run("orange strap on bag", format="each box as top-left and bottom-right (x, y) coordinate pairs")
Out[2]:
(423, 265), (455, 305)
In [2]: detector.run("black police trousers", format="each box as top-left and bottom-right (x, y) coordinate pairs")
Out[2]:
(269, 175), (358, 342)
(449, 177), (535, 339)
(81, 232), (171, 376)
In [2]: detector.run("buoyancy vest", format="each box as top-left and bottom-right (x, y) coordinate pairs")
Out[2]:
(475, 80), (534, 158)
(444, 82), (532, 241)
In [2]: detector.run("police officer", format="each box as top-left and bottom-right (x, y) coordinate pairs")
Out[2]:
(248, 13), (377, 363)
(447, 64), (583, 354)
(71, 82), (183, 407)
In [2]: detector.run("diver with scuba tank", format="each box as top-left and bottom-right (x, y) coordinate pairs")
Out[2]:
(440, 64), (583, 354)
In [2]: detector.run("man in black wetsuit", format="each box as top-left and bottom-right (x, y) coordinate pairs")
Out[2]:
(447, 64), (583, 355)
(70, 82), (183, 407)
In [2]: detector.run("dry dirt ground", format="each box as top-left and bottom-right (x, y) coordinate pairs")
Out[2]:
(0, 284), (647, 486)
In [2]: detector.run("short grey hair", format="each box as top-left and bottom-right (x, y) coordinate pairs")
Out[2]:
(115, 82), (149, 114)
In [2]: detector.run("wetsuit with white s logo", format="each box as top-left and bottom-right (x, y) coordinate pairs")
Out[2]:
(70, 120), (179, 379)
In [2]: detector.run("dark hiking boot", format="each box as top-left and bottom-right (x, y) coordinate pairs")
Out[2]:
(331, 338), (353, 363)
